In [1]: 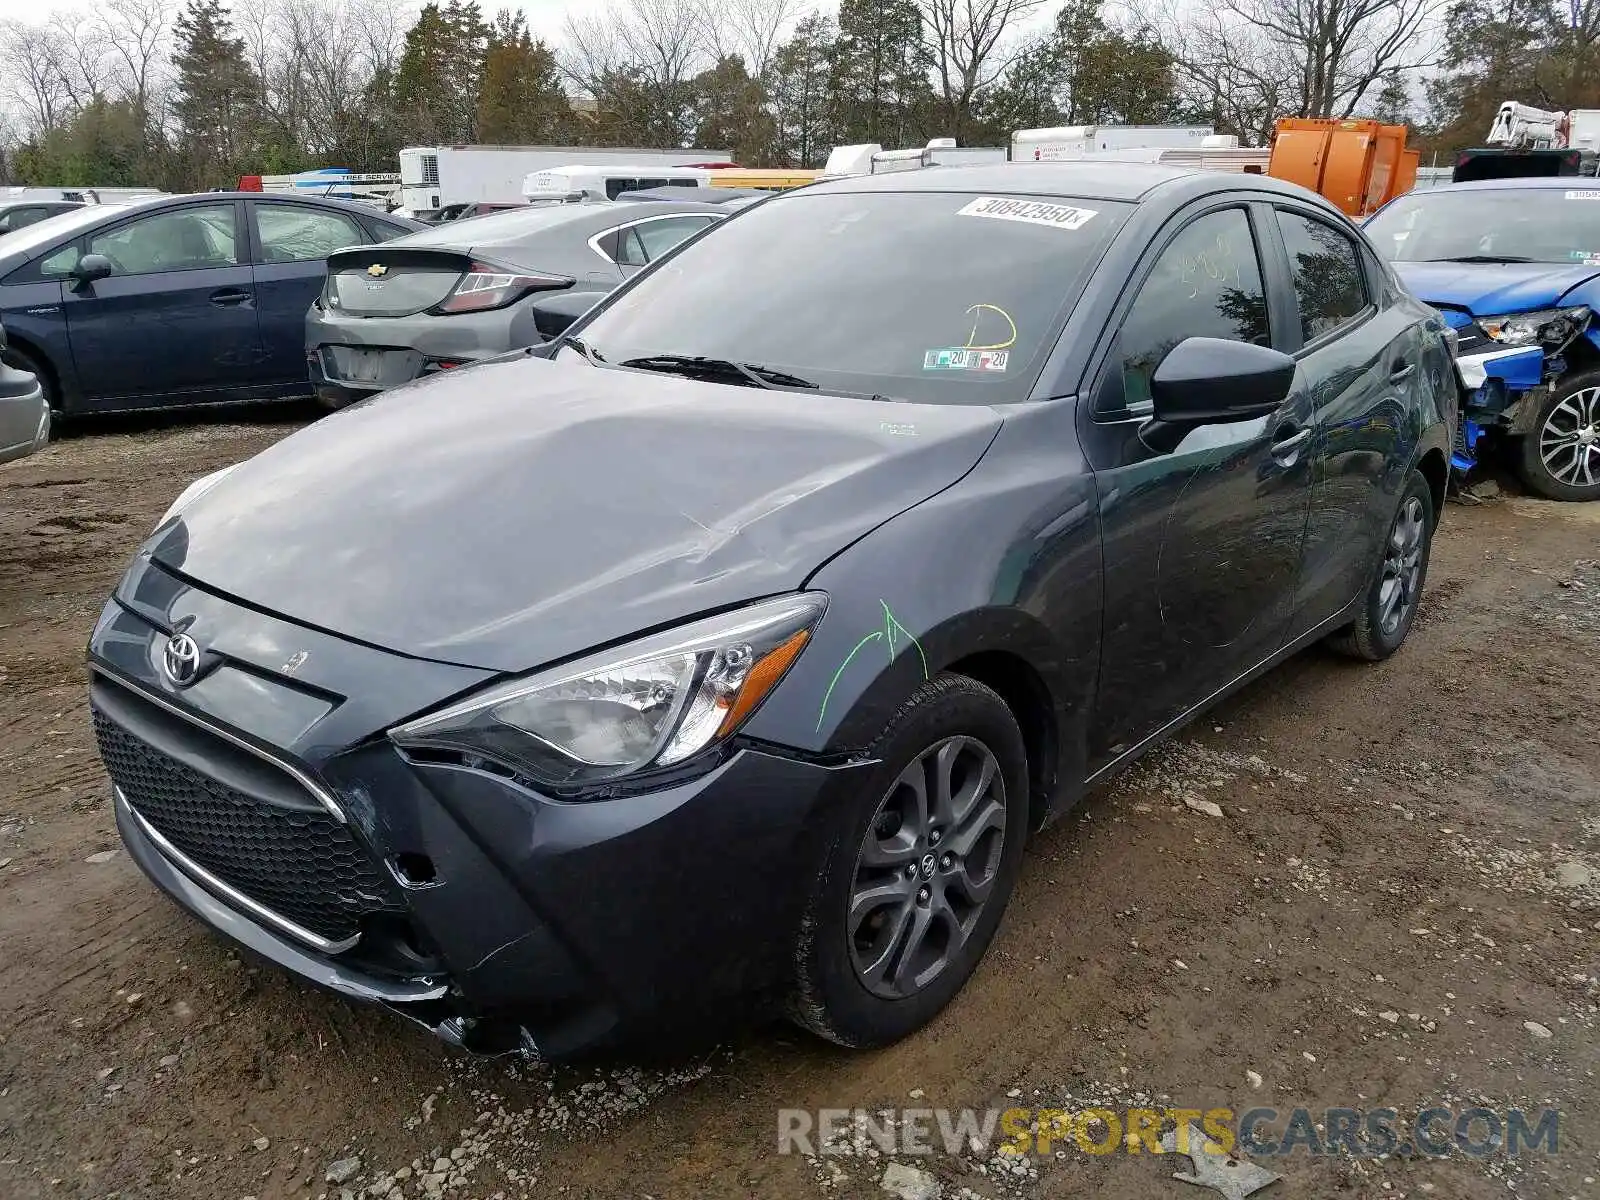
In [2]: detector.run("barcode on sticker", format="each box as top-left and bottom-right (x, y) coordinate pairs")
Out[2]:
(1566, 190), (1600, 200)
(957, 196), (1098, 230)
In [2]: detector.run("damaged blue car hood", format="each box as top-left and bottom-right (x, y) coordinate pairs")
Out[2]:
(144, 355), (1002, 672)
(1391, 261), (1600, 316)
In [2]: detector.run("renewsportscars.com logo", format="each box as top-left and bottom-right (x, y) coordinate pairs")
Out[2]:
(777, 1105), (1562, 1160)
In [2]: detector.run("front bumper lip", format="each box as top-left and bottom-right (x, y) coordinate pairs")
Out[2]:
(119, 786), (358, 954)
(114, 785), (446, 1005)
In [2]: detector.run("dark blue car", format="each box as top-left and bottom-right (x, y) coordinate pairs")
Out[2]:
(1366, 177), (1600, 501)
(0, 193), (418, 420)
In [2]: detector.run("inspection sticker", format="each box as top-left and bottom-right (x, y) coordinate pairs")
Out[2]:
(956, 196), (1098, 230)
(1565, 190), (1600, 200)
(923, 348), (1009, 371)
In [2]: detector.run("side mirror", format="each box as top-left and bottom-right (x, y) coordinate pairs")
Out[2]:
(1141, 336), (1295, 451)
(71, 253), (114, 287)
(529, 289), (598, 340)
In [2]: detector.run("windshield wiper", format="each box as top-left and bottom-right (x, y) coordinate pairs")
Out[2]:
(561, 335), (605, 364)
(619, 354), (819, 390)
(1416, 254), (1537, 264)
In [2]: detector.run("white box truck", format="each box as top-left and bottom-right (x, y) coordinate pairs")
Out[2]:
(1011, 125), (1215, 161)
(399, 145), (732, 217)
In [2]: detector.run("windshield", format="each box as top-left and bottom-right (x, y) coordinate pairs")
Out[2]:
(570, 190), (1130, 404)
(1366, 187), (1600, 265)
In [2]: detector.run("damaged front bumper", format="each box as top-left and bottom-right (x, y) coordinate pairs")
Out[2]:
(1451, 344), (1557, 472)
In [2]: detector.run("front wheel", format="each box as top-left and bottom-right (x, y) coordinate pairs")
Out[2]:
(1326, 469), (1435, 661)
(1516, 373), (1600, 501)
(788, 674), (1028, 1048)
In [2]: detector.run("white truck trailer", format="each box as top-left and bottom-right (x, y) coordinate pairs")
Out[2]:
(398, 145), (732, 218)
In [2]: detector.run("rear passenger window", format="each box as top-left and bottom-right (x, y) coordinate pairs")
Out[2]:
(1098, 208), (1270, 419)
(1276, 211), (1369, 342)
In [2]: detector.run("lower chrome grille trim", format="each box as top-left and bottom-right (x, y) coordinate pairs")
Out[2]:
(89, 664), (348, 824)
(119, 787), (360, 955)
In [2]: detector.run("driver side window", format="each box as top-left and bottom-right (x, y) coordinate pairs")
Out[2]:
(1097, 208), (1270, 419)
(87, 204), (240, 275)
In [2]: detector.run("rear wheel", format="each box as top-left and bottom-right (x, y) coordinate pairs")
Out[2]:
(788, 674), (1028, 1048)
(1326, 469), (1434, 661)
(1516, 372), (1600, 501)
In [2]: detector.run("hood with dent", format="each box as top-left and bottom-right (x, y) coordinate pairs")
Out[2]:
(1392, 261), (1600, 315)
(145, 356), (1001, 672)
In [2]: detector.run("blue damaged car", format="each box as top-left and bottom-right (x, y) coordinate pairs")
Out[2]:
(1366, 176), (1600, 500)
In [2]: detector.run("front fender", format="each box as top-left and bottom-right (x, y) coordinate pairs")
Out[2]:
(740, 400), (1103, 822)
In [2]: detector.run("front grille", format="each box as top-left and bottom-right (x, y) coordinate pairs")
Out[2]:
(1455, 322), (1491, 354)
(93, 707), (404, 945)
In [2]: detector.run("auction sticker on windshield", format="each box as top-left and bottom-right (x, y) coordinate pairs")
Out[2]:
(924, 348), (1009, 371)
(1565, 190), (1600, 200)
(957, 196), (1099, 231)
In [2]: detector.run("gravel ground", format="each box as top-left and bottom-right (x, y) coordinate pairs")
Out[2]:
(1, 415), (1597, 1200)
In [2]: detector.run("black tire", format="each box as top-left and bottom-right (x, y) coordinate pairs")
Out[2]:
(1, 344), (64, 435)
(1516, 370), (1600, 501)
(788, 673), (1028, 1048)
(1326, 469), (1435, 661)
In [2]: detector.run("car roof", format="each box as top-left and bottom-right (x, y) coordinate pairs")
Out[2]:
(388, 199), (725, 250)
(801, 161), (1328, 205)
(1426, 176), (1600, 192)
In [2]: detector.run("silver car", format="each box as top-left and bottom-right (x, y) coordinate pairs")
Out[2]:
(0, 326), (48, 465)
(305, 200), (727, 408)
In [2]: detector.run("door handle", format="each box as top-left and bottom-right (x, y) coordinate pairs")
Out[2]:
(210, 288), (251, 307)
(1270, 425), (1311, 464)
(1389, 362), (1415, 384)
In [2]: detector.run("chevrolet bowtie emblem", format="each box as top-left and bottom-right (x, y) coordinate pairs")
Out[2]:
(367, 263), (388, 278)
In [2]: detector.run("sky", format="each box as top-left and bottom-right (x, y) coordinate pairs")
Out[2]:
(0, 0), (623, 45)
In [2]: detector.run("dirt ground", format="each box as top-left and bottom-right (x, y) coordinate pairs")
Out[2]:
(2, 413), (1598, 1200)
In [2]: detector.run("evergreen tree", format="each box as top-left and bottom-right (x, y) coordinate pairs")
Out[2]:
(770, 14), (837, 167)
(171, 0), (263, 185)
(692, 56), (778, 165)
(392, 1), (491, 145)
(476, 10), (581, 144)
(827, 0), (933, 148)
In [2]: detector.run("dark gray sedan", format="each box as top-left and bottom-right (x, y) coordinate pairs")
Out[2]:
(304, 199), (726, 407)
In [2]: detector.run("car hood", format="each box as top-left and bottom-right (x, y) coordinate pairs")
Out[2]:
(1391, 261), (1600, 315)
(145, 356), (1002, 672)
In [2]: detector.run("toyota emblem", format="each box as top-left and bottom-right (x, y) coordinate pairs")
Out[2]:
(163, 632), (201, 686)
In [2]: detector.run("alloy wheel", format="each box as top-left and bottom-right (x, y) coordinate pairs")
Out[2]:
(1378, 495), (1426, 636)
(1540, 386), (1600, 488)
(848, 735), (1007, 1000)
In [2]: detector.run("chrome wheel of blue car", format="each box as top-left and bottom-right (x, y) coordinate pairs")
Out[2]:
(1520, 372), (1600, 502)
(1539, 386), (1600, 489)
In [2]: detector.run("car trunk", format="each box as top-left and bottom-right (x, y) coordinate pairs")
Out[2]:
(324, 247), (475, 318)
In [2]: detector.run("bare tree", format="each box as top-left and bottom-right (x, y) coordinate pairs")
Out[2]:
(94, 0), (172, 119)
(0, 20), (75, 135)
(699, 0), (801, 80)
(1143, 0), (1442, 137)
(919, 0), (1047, 140)
(46, 11), (112, 111)
(562, 0), (709, 142)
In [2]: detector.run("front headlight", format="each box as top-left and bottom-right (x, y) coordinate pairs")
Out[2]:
(391, 593), (827, 790)
(1480, 306), (1590, 349)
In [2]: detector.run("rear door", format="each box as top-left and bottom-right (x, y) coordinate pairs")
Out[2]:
(249, 200), (373, 389)
(1266, 204), (1420, 631)
(608, 214), (719, 276)
(61, 200), (261, 406)
(0, 207), (48, 235)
